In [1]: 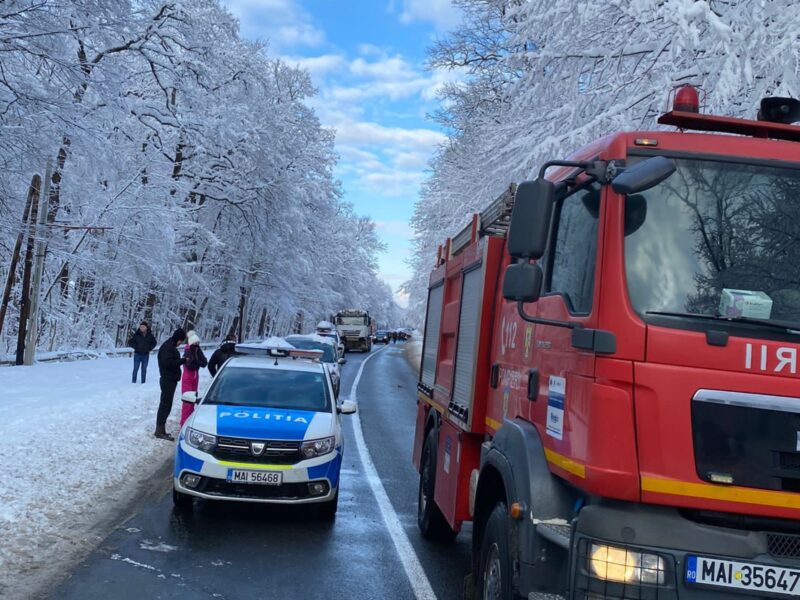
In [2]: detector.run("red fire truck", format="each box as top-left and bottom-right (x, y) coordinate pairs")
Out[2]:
(412, 87), (800, 599)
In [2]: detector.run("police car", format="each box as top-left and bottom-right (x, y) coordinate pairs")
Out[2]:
(173, 338), (356, 518)
(285, 333), (345, 395)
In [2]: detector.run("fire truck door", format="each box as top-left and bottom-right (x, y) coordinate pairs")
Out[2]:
(528, 183), (602, 465)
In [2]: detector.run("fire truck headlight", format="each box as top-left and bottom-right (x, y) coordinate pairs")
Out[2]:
(300, 436), (335, 459)
(589, 543), (665, 585)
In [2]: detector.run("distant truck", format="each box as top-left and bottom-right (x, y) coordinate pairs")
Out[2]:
(333, 309), (374, 352)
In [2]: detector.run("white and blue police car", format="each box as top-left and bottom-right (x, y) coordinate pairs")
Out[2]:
(173, 338), (356, 518)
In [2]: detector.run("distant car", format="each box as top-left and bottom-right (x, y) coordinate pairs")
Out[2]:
(374, 330), (390, 344)
(315, 322), (345, 358)
(173, 341), (357, 518)
(285, 334), (345, 394)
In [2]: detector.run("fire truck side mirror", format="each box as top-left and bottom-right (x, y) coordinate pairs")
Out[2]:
(502, 262), (543, 303)
(507, 179), (554, 260)
(611, 156), (675, 195)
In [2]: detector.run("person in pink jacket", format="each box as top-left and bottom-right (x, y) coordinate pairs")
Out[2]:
(180, 331), (207, 426)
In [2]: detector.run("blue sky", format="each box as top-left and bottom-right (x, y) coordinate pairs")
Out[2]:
(220, 0), (462, 306)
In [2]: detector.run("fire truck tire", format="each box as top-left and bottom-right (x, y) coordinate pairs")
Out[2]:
(478, 503), (515, 600)
(418, 430), (457, 541)
(172, 488), (193, 512)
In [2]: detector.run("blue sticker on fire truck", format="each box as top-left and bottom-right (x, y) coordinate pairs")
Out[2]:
(546, 376), (565, 440)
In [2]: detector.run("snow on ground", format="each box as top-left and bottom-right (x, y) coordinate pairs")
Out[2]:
(0, 356), (195, 599)
(404, 332), (423, 375)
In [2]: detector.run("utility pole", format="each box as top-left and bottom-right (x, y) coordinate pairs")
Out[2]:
(0, 175), (39, 338)
(23, 160), (52, 365)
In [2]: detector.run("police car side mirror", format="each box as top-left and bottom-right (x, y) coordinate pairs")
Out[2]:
(181, 391), (200, 404)
(338, 401), (357, 415)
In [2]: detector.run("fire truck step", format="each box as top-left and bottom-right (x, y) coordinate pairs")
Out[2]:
(535, 522), (571, 549)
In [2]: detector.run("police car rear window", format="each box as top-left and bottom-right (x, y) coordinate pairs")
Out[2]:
(285, 339), (336, 362)
(204, 367), (330, 412)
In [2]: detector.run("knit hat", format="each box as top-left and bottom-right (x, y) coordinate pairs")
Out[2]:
(172, 327), (187, 342)
(188, 331), (201, 346)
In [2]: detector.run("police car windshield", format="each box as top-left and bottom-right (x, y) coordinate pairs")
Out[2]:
(285, 339), (336, 362)
(204, 366), (330, 412)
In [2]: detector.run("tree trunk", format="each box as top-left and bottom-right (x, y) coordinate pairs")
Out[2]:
(0, 175), (39, 337)
(15, 177), (42, 364)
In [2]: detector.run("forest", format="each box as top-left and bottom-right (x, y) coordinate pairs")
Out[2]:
(0, 0), (402, 357)
(405, 0), (800, 317)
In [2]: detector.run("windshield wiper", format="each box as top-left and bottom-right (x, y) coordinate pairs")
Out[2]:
(645, 311), (800, 334)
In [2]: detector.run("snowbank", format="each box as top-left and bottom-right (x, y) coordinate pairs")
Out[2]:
(0, 357), (191, 599)
(405, 332), (423, 374)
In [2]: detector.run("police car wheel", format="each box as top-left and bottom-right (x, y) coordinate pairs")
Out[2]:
(318, 490), (338, 520)
(172, 488), (193, 511)
(417, 429), (457, 542)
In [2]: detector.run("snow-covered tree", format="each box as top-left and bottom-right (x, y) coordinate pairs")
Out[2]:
(406, 0), (800, 320)
(0, 0), (400, 355)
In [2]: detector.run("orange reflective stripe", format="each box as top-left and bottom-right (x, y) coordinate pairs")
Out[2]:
(642, 476), (800, 510)
(544, 448), (586, 479)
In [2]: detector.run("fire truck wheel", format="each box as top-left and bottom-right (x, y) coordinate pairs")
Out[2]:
(417, 430), (457, 541)
(478, 503), (514, 600)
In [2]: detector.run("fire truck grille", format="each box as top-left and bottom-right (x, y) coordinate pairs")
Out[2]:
(768, 533), (800, 559)
(212, 437), (301, 465)
(779, 452), (800, 471)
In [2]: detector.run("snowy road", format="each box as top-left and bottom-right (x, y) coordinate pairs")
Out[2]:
(12, 343), (470, 599)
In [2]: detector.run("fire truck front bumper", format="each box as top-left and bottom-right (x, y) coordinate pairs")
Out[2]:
(566, 502), (800, 599)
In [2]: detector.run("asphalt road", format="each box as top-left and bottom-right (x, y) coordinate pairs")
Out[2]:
(48, 343), (471, 600)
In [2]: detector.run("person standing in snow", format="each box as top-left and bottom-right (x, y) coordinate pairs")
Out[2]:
(208, 334), (239, 377)
(128, 321), (157, 384)
(180, 331), (208, 426)
(155, 327), (186, 441)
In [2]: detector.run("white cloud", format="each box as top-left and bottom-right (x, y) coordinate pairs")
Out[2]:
(375, 220), (416, 238)
(332, 119), (446, 151)
(350, 55), (417, 81)
(282, 54), (348, 77)
(221, 0), (324, 49)
(390, 0), (462, 30)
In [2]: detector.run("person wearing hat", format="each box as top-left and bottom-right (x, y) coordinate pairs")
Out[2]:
(179, 330), (208, 426)
(155, 327), (187, 441)
(128, 321), (157, 383)
(208, 333), (240, 377)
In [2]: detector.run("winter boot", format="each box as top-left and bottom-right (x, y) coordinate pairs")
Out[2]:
(154, 425), (175, 442)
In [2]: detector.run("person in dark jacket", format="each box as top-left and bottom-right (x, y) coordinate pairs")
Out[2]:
(154, 327), (187, 441)
(128, 321), (157, 383)
(208, 334), (239, 377)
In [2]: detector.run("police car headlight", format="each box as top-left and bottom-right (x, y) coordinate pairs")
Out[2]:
(186, 428), (217, 452)
(300, 436), (335, 458)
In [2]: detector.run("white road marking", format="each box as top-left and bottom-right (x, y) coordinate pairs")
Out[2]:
(348, 348), (438, 600)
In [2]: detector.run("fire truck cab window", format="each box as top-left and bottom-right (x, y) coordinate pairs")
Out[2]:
(546, 184), (601, 314)
(625, 158), (800, 323)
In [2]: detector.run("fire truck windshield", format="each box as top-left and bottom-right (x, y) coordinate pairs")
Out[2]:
(625, 157), (800, 326)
